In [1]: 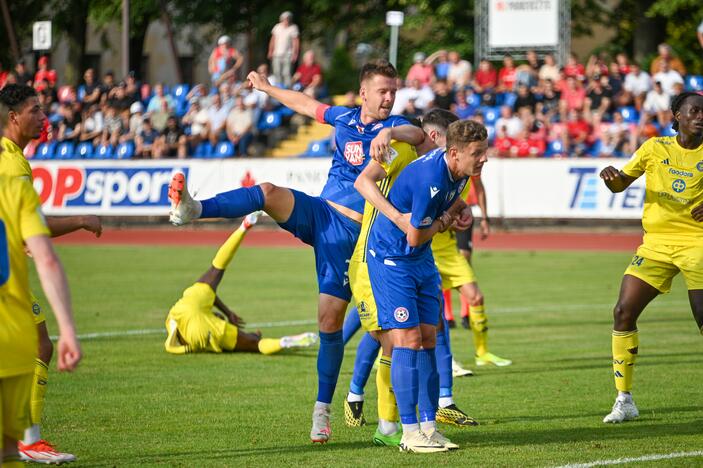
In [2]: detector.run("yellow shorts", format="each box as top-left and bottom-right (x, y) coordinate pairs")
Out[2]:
(433, 239), (477, 290)
(168, 283), (238, 353)
(30, 292), (45, 325)
(624, 243), (703, 293)
(348, 258), (381, 332)
(0, 373), (32, 444)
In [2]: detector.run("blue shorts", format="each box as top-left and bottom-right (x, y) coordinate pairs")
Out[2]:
(279, 190), (361, 301)
(367, 253), (441, 329)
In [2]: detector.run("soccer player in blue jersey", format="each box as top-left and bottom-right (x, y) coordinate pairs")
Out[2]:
(168, 60), (424, 443)
(366, 119), (488, 453)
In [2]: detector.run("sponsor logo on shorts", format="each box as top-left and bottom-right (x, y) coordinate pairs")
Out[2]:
(672, 179), (686, 193)
(697, 161), (703, 172)
(344, 141), (365, 166)
(668, 168), (693, 178)
(32, 302), (41, 316)
(359, 301), (367, 313)
(394, 307), (409, 323)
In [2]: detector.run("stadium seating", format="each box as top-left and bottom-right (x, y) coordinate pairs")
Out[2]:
(76, 142), (93, 159)
(482, 107), (500, 126)
(115, 141), (135, 159)
(94, 144), (114, 159)
(299, 139), (331, 158)
(172, 84), (190, 102)
(257, 111), (283, 131)
(56, 142), (75, 159)
(619, 106), (639, 123)
(544, 140), (564, 157)
(193, 142), (212, 158)
(35, 142), (56, 160)
(685, 75), (703, 92)
(213, 141), (235, 158)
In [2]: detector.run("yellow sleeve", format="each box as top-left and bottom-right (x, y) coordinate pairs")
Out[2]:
(383, 141), (417, 177)
(621, 139), (650, 178)
(18, 179), (50, 241)
(459, 179), (472, 199)
(164, 319), (191, 354)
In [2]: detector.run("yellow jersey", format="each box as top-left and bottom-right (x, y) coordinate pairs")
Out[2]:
(431, 180), (473, 253)
(622, 136), (703, 246)
(0, 176), (50, 377)
(351, 141), (418, 264)
(0, 137), (33, 181)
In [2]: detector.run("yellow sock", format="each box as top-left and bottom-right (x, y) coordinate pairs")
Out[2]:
(3, 458), (24, 467)
(470, 305), (488, 356)
(30, 358), (49, 425)
(258, 338), (283, 355)
(376, 356), (398, 422)
(612, 330), (638, 392)
(211, 227), (247, 270)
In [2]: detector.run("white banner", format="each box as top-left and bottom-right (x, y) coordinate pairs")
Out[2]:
(488, 0), (559, 48)
(30, 158), (644, 219)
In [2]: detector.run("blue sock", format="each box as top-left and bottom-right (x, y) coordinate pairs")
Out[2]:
(418, 348), (439, 422)
(342, 307), (362, 345)
(200, 185), (264, 219)
(436, 315), (453, 398)
(316, 330), (344, 404)
(391, 347), (419, 425)
(349, 333), (380, 395)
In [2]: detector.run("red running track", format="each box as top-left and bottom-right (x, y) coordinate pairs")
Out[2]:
(53, 228), (643, 252)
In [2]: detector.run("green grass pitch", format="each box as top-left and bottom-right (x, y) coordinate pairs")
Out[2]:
(31, 244), (703, 467)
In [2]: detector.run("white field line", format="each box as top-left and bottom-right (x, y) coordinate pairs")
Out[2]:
(555, 450), (703, 468)
(53, 300), (690, 341)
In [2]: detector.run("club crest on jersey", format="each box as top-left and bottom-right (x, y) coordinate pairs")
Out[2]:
(394, 307), (409, 323)
(697, 161), (703, 172)
(344, 141), (365, 166)
(32, 303), (41, 316)
(356, 125), (365, 134)
(672, 179), (686, 193)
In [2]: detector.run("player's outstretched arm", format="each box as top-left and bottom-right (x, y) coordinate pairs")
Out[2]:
(600, 166), (637, 193)
(47, 215), (102, 238)
(354, 160), (410, 231)
(247, 71), (321, 120)
(25, 234), (81, 372)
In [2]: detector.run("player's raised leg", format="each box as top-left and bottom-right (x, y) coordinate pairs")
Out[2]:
(603, 274), (658, 423)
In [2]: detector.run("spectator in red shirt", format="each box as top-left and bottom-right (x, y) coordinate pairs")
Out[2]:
(292, 50), (324, 98)
(497, 54), (517, 92)
(563, 109), (592, 156)
(472, 59), (497, 94)
(563, 53), (585, 80)
(406, 52), (434, 87)
(33, 56), (57, 88)
(559, 76), (586, 120)
(493, 126), (513, 158)
(208, 35), (244, 85)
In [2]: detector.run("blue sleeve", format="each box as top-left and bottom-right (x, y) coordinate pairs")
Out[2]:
(323, 106), (353, 125)
(410, 176), (443, 230)
(388, 115), (411, 127)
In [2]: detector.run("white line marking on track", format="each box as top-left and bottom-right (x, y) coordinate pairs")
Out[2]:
(52, 300), (690, 341)
(555, 450), (703, 467)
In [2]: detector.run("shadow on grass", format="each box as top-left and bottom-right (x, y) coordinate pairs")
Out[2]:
(484, 406), (703, 425)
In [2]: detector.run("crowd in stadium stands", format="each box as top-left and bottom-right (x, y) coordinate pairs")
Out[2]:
(1, 26), (702, 160)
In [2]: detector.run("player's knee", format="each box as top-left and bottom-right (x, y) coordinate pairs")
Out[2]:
(613, 302), (636, 329)
(259, 182), (279, 199)
(421, 333), (436, 349)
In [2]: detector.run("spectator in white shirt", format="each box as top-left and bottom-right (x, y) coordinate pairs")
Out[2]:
(652, 60), (684, 96)
(447, 51), (472, 90)
(643, 81), (671, 127)
(226, 95), (254, 156)
(206, 93), (231, 145)
(623, 62), (651, 109)
(391, 79), (434, 118)
(495, 105), (524, 138)
(268, 11), (300, 88)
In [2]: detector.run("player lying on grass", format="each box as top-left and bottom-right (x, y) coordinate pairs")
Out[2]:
(341, 110), (478, 448)
(1, 84), (101, 464)
(364, 119), (487, 453)
(599, 91), (703, 424)
(168, 60), (424, 443)
(164, 212), (317, 355)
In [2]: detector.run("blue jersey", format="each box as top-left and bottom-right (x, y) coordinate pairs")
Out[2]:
(317, 105), (410, 215)
(368, 147), (468, 261)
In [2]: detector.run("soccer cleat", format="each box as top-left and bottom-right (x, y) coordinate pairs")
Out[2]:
(373, 428), (402, 447)
(475, 352), (512, 367)
(447, 319), (456, 329)
(280, 332), (318, 349)
(426, 428), (460, 450)
(461, 316), (470, 329)
(436, 404), (479, 427)
(343, 399), (366, 427)
(452, 358), (474, 377)
(310, 405), (331, 444)
(603, 396), (639, 423)
(242, 211), (263, 230)
(398, 430), (448, 453)
(168, 172), (202, 226)
(19, 439), (77, 464)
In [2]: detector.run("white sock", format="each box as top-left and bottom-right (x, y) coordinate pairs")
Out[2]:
(347, 391), (363, 402)
(23, 424), (41, 445)
(439, 396), (454, 408)
(420, 420), (436, 433)
(401, 422), (420, 434)
(378, 419), (399, 435)
(314, 401), (330, 411)
(617, 391), (632, 401)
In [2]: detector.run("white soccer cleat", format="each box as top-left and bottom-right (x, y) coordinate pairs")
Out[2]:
(281, 332), (318, 349)
(452, 358), (474, 377)
(168, 172), (202, 226)
(425, 427), (459, 450)
(242, 211), (263, 230)
(19, 439), (77, 464)
(603, 395), (639, 423)
(398, 429), (448, 453)
(310, 404), (332, 444)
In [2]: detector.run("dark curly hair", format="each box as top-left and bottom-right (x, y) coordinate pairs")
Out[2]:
(421, 108), (459, 132)
(446, 119), (488, 149)
(671, 91), (703, 131)
(0, 84), (37, 113)
(359, 59), (398, 84)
